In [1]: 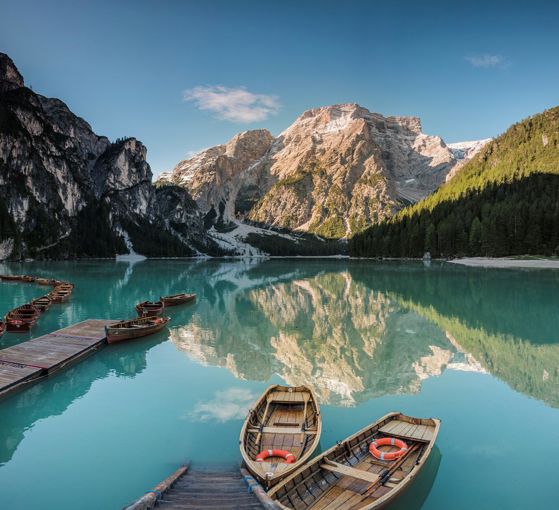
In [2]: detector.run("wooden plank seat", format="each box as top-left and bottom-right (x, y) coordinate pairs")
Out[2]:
(248, 426), (318, 435)
(319, 459), (380, 484)
(379, 420), (434, 442)
(267, 391), (308, 404)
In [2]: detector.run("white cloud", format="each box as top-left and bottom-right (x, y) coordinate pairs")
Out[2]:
(465, 54), (506, 68)
(187, 388), (257, 423)
(183, 85), (280, 123)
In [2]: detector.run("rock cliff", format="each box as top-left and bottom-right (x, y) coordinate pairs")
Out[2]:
(0, 52), (221, 259)
(160, 104), (486, 239)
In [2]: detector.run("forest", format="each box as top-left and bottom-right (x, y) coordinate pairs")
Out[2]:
(351, 106), (559, 258)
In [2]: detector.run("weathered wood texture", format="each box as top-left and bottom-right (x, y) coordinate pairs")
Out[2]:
(125, 467), (269, 509)
(0, 319), (116, 398)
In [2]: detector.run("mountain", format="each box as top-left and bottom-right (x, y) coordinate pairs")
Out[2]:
(0, 52), (222, 260)
(350, 106), (559, 258)
(159, 104), (486, 243)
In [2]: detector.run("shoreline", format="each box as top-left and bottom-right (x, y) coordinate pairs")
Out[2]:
(447, 257), (559, 269)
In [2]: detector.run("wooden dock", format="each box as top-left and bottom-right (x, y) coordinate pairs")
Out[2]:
(0, 319), (117, 398)
(124, 465), (279, 510)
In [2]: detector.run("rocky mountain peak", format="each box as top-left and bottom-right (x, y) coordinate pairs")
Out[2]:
(0, 52), (24, 91)
(161, 103), (485, 239)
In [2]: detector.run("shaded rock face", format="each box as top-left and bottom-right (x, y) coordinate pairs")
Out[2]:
(160, 129), (274, 227)
(161, 104), (480, 238)
(0, 52), (219, 259)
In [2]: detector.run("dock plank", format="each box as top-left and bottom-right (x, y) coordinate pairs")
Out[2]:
(0, 361), (42, 390)
(0, 319), (117, 398)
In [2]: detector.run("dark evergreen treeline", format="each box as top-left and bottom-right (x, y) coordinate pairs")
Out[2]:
(246, 232), (347, 256)
(350, 173), (559, 258)
(351, 106), (559, 258)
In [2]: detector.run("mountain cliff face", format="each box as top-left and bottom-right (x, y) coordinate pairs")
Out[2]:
(160, 104), (486, 239)
(0, 52), (221, 259)
(350, 106), (559, 258)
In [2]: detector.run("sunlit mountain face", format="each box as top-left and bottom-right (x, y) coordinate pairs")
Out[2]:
(170, 261), (547, 407)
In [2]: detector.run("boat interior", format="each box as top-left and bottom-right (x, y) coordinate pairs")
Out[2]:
(243, 388), (320, 480)
(270, 414), (437, 510)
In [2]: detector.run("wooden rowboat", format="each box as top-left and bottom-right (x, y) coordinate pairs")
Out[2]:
(135, 301), (164, 317)
(32, 295), (52, 312)
(0, 274), (25, 281)
(240, 385), (321, 489)
(0, 320), (5, 338)
(5, 311), (37, 332)
(160, 293), (196, 307)
(48, 286), (73, 303)
(35, 277), (59, 286)
(268, 412), (440, 510)
(106, 316), (170, 344)
(13, 304), (40, 319)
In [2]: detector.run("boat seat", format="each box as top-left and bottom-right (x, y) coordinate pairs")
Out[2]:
(267, 391), (308, 404)
(248, 426), (317, 435)
(320, 460), (380, 484)
(379, 420), (433, 442)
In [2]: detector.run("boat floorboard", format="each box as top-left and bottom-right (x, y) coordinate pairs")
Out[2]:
(0, 319), (117, 398)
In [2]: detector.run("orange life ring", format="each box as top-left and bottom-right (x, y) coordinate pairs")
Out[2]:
(369, 437), (408, 461)
(255, 449), (296, 464)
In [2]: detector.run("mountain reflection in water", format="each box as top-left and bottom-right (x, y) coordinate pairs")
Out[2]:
(171, 260), (558, 408)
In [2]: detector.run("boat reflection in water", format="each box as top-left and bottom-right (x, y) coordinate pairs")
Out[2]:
(170, 260), (559, 409)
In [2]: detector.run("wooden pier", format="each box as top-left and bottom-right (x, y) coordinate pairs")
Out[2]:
(124, 465), (279, 510)
(0, 319), (117, 398)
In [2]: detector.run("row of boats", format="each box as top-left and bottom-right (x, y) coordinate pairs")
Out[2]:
(239, 385), (440, 509)
(105, 293), (196, 344)
(0, 274), (75, 336)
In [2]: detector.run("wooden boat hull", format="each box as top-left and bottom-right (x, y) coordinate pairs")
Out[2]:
(135, 301), (164, 317)
(268, 412), (440, 510)
(0, 321), (5, 338)
(0, 275), (24, 281)
(106, 316), (170, 344)
(5, 315), (37, 332)
(31, 297), (51, 312)
(240, 385), (322, 489)
(48, 290), (72, 303)
(160, 293), (196, 307)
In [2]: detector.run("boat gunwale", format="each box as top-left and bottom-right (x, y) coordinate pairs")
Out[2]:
(268, 411), (440, 510)
(239, 384), (322, 488)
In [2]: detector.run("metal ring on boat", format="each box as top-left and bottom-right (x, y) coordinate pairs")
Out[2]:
(255, 449), (296, 464)
(369, 437), (408, 461)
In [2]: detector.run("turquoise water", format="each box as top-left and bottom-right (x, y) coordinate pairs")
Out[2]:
(1, 259), (558, 509)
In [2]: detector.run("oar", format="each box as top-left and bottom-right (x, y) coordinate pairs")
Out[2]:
(361, 443), (420, 498)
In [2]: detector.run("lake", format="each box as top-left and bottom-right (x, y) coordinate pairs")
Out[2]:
(0, 259), (558, 509)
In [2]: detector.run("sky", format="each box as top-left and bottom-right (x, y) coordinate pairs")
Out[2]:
(1, 0), (558, 176)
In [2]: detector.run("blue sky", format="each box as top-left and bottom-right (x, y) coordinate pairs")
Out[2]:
(1, 0), (558, 176)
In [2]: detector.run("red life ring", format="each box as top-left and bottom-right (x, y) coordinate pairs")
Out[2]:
(255, 449), (296, 464)
(369, 437), (408, 461)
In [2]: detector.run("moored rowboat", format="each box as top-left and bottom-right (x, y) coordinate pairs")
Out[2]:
(31, 295), (52, 312)
(5, 311), (37, 332)
(106, 316), (170, 344)
(268, 412), (440, 510)
(35, 277), (59, 286)
(160, 293), (196, 307)
(0, 274), (25, 281)
(135, 301), (164, 317)
(240, 385), (321, 489)
(13, 304), (40, 319)
(48, 286), (73, 303)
